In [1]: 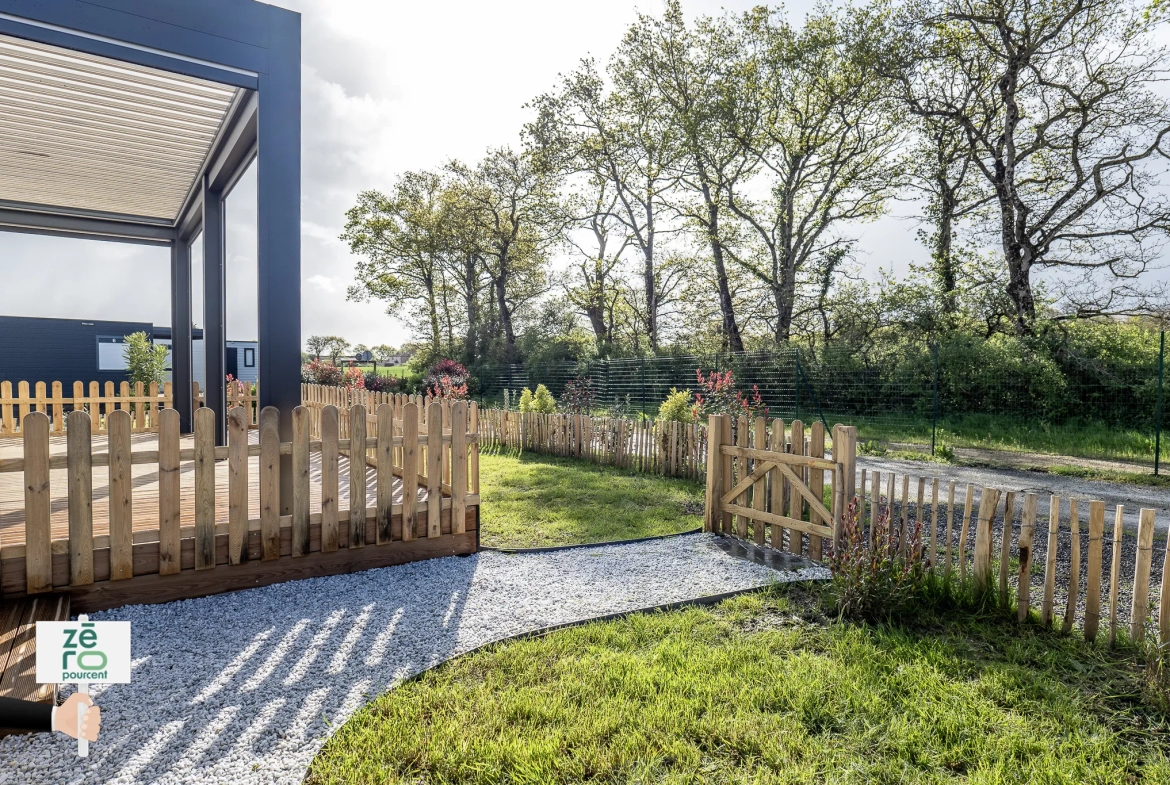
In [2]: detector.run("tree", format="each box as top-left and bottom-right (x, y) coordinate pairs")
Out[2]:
(322, 336), (350, 364)
(372, 344), (398, 364)
(343, 171), (453, 353)
(557, 180), (632, 353)
(527, 57), (679, 351)
(901, 0), (1170, 333)
(306, 335), (329, 361)
(446, 148), (559, 363)
(722, 6), (905, 345)
(615, 1), (752, 352)
(123, 332), (169, 387)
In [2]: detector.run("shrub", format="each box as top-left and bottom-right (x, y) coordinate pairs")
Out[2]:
(428, 374), (469, 401)
(123, 331), (169, 387)
(341, 363), (366, 389)
(519, 384), (556, 413)
(302, 360), (343, 387)
(609, 393), (634, 419)
(657, 388), (694, 424)
(560, 375), (596, 414)
(692, 369), (768, 421)
(364, 371), (399, 393)
(423, 359), (469, 390)
(827, 497), (932, 623)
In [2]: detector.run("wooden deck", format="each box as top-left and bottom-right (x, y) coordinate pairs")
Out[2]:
(0, 397), (480, 615)
(0, 593), (70, 727)
(0, 432), (419, 548)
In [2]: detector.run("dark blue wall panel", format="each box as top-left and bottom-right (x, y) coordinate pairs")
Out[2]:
(0, 315), (152, 387)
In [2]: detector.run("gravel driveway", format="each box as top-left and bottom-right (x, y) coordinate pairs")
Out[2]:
(0, 534), (825, 785)
(859, 455), (1170, 532)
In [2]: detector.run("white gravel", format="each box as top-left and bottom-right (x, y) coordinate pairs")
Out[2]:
(0, 533), (826, 785)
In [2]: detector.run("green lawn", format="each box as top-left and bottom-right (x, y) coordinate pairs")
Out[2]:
(354, 364), (411, 378)
(477, 451), (704, 549)
(307, 584), (1170, 784)
(847, 412), (1159, 465)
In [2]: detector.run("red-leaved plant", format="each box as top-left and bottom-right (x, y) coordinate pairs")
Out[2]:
(691, 369), (768, 421)
(428, 375), (468, 401)
(827, 497), (931, 622)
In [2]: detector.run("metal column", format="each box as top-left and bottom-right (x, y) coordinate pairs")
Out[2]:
(257, 8), (303, 513)
(202, 176), (227, 445)
(169, 239), (194, 433)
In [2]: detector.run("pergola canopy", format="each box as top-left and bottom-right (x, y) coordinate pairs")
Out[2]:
(0, 32), (239, 221)
(0, 0), (302, 459)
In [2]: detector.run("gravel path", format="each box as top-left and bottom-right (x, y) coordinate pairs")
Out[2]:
(0, 534), (825, 785)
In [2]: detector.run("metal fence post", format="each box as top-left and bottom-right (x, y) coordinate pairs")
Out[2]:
(794, 347), (800, 421)
(1156, 330), (1165, 476)
(931, 342), (940, 456)
(641, 356), (646, 417)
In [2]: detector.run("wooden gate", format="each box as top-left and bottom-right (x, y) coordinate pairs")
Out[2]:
(703, 414), (856, 560)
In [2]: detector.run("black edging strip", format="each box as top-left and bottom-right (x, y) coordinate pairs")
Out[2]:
(480, 527), (704, 554)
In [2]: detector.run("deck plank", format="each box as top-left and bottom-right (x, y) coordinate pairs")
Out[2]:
(0, 593), (70, 704)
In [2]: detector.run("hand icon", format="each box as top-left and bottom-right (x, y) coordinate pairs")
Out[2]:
(53, 693), (100, 742)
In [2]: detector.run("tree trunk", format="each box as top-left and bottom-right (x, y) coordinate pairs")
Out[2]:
(425, 279), (441, 354)
(995, 51), (1035, 335)
(701, 181), (743, 352)
(494, 273), (517, 362)
(463, 253), (478, 366)
(934, 173), (958, 314)
(644, 190), (659, 353)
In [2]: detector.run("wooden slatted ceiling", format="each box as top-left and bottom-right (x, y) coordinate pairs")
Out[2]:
(0, 33), (238, 220)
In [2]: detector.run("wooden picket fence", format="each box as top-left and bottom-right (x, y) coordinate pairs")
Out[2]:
(1, 380), (173, 436)
(850, 466), (1169, 646)
(0, 379), (260, 436)
(476, 409), (707, 479)
(193, 380), (259, 427)
(300, 383), (481, 507)
(703, 415), (858, 561)
(0, 397), (479, 612)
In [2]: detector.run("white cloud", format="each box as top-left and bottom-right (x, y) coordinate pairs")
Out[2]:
(0, 0), (910, 351)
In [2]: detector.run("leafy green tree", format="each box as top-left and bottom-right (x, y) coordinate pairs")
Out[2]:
(722, 6), (904, 345)
(898, 0), (1170, 333)
(528, 56), (679, 352)
(343, 171), (454, 354)
(123, 332), (169, 387)
(614, 1), (750, 352)
(372, 344), (398, 364)
(322, 336), (350, 365)
(446, 147), (561, 363)
(306, 335), (329, 361)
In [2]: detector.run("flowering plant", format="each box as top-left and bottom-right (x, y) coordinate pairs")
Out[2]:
(429, 375), (469, 400)
(364, 371), (399, 393)
(691, 369), (768, 421)
(423, 359), (469, 391)
(827, 498), (931, 622)
(341, 363), (366, 390)
(225, 374), (252, 399)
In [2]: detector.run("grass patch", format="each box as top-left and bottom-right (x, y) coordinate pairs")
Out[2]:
(308, 585), (1170, 784)
(353, 364), (412, 378)
(477, 451), (704, 549)
(846, 412), (1158, 464)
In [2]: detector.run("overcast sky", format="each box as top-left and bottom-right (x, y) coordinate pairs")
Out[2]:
(0, 0), (926, 347)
